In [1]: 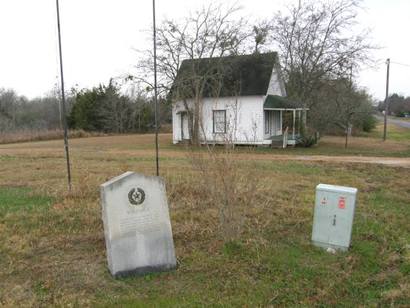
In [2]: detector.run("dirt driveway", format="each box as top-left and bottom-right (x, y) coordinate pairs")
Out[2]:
(262, 154), (410, 168)
(1, 133), (409, 168)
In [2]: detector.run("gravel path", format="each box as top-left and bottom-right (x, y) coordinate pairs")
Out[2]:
(266, 154), (410, 168)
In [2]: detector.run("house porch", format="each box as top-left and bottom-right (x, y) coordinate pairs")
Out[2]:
(263, 95), (309, 148)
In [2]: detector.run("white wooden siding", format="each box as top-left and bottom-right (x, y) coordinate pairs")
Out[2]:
(172, 96), (266, 144)
(266, 66), (287, 96)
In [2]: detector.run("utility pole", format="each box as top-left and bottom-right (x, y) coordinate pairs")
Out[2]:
(55, 0), (72, 190)
(345, 65), (353, 149)
(152, 0), (159, 176)
(383, 58), (390, 141)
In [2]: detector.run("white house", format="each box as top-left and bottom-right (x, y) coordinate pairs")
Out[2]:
(171, 52), (308, 147)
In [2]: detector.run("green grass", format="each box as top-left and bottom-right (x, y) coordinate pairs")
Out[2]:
(0, 187), (53, 216)
(99, 163), (409, 306)
(171, 121), (410, 157)
(0, 155), (17, 162)
(383, 128), (410, 142)
(389, 115), (410, 122)
(367, 123), (410, 142)
(0, 134), (409, 306)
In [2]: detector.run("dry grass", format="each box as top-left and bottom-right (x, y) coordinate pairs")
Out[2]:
(187, 144), (262, 242)
(0, 123), (172, 145)
(319, 134), (409, 152)
(0, 132), (409, 306)
(281, 123), (410, 157)
(0, 129), (107, 145)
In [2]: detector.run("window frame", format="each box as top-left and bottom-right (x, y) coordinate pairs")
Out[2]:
(212, 110), (227, 134)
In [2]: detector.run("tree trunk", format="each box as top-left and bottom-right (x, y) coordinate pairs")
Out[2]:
(345, 121), (349, 149)
(192, 100), (200, 145)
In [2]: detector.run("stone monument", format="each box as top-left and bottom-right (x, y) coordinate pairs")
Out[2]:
(100, 171), (176, 277)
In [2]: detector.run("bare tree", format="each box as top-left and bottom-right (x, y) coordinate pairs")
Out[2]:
(334, 82), (373, 148)
(310, 76), (374, 144)
(0, 89), (18, 131)
(252, 21), (273, 54)
(0, 88), (63, 133)
(187, 78), (260, 243)
(134, 4), (251, 145)
(270, 0), (375, 108)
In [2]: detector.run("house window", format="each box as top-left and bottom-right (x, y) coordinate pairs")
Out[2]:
(213, 110), (226, 133)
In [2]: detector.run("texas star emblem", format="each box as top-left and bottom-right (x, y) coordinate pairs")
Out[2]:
(128, 187), (145, 205)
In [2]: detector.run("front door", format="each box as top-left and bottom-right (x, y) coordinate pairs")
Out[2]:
(264, 110), (282, 136)
(181, 112), (189, 140)
(273, 110), (282, 135)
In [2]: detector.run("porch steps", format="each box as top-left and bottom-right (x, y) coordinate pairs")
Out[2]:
(270, 140), (285, 149)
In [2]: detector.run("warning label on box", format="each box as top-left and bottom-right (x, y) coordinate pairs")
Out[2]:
(338, 196), (346, 209)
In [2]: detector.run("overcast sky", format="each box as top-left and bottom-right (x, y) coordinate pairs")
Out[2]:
(0, 0), (409, 100)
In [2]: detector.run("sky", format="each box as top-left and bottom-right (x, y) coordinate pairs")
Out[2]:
(0, 0), (409, 100)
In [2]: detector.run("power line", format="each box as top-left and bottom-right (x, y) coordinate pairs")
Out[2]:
(390, 60), (410, 68)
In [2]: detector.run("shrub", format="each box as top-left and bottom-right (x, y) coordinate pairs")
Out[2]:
(297, 127), (318, 148)
(297, 134), (317, 147)
(188, 143), (261, 243)
(361, 114), (376, 132)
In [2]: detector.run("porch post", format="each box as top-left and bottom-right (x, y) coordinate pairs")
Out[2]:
(298, 110), (301, 134)
(303, 110), (307, 130)
(292, 109), (296, 140)
(280, 110), (283, 134)
(180, 113), (184, 140)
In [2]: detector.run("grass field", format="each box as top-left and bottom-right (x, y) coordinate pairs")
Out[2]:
(0, 125), (409, 306)
(389, 116), (410, 122)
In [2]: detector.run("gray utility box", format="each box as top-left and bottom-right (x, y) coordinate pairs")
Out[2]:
(312, 184), (358, 251)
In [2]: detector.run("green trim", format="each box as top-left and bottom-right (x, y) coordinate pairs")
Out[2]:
(264, 95), (300, 109)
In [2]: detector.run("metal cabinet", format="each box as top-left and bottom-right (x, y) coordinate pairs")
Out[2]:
(312, 184), (358, 251)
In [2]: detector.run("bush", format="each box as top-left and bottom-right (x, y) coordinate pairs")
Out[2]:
(297, 127), (318, 148)
(361, 114), (376, 132)
(297, 134), (317, 147)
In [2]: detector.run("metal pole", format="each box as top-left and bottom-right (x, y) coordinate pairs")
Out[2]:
(152, 0), (159, 176)
(383, 58), (390, 141)
(56, 0), (72, 190)
(345, 65), (353, 149)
